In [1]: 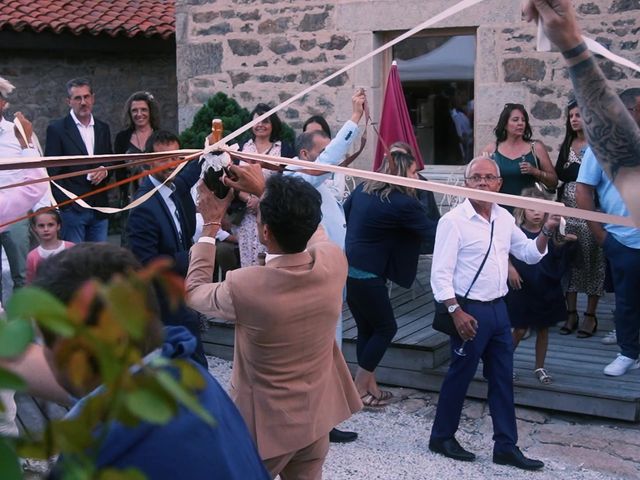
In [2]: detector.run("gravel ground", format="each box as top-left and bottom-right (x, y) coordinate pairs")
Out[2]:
(206, 355), (639, 480)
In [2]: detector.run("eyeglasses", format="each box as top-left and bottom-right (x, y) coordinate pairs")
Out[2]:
(627, 107), (638, 113)
(465, 174), (501, 184)
(504, 103), (525, 110)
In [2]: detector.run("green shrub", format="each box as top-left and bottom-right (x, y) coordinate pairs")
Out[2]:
(180, 92), (251, 149)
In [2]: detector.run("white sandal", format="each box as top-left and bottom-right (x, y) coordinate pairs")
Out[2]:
(534, 368), (552, 385)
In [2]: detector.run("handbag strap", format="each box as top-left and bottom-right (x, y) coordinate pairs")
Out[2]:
(530, 141), (540, 170)
(463, 220), (495, 299)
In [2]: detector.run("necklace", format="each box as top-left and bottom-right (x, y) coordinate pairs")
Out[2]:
(133, 129), (152, 150)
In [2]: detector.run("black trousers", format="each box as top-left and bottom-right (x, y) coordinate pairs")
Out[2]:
(346, 276), (397, 372)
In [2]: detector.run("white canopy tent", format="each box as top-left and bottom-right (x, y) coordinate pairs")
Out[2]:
(396, 35), (476, 81)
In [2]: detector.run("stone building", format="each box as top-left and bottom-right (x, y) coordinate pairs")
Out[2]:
(0, 0), (178, 145)
(176, 0), (639, 168)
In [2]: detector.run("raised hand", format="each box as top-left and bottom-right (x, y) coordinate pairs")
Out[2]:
(522, 0), (582, 52)
(196, 180), (233, 224)
(351, 88), (366, 123)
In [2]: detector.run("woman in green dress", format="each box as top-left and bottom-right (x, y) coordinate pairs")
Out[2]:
(482, 103), (557, 203)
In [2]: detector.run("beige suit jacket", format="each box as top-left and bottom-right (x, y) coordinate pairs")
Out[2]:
(186, 229), (362, 460)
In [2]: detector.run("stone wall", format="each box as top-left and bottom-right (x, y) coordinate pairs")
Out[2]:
(176, 0), (640, 168)
(1, 37), (177, 147)
(476, 0), (640, 161)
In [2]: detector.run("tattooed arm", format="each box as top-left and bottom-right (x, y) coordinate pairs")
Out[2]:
(523, 0), (640, 225)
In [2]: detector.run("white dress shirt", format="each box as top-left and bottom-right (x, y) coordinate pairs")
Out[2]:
(0, 117), (49, 228)
(0, 117), (40, 186)
(69, 109), (95, 155)
(149, 176), (183, 241)
(430, 199), (546, 302)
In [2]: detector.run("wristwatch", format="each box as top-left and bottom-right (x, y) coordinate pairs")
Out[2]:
(447, 304), (461, 314)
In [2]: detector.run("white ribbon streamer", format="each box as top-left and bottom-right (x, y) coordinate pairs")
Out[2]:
(227, 147), (635, 228)
(3, 0), (640, 225)
(583, 36), (640, 73)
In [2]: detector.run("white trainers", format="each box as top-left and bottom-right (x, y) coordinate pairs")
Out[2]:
(601, 330), (617, 345)
(603, 354), (640, 376)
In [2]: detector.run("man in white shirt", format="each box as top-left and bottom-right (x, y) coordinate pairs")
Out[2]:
(429, 157), (559, 471)
(0, 76), (47, 302)
(44, 78), (112, 243)
(288, 90), (365, 252)
(0, 75), (48, 437)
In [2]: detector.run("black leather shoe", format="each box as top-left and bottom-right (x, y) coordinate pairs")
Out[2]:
(428, 437), (476, 462)
(329, 428), (358, 443)
(493, 447), (544, 470)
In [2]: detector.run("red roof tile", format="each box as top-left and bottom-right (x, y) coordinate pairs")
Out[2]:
(0, 0), (175, 39)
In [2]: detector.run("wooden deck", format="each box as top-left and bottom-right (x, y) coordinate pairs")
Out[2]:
(203, 255), (640, 422)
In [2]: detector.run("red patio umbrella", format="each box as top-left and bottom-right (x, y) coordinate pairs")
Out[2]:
(373, 61), (424, 171)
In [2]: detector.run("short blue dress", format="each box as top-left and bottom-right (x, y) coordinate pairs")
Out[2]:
(505, 227), (576, 329)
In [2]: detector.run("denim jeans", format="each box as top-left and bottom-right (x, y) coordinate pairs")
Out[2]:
(60, 208), (108, 243)
(0, 218), (29, 300)
(603, 234), (640, 360)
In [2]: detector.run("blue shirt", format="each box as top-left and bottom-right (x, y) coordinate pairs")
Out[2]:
(287, 120), (359, 249)
(57, 326), (269, 480)
(577, 147), (640, 248)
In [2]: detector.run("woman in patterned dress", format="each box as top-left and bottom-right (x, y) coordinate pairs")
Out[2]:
(236, 104), (294, 267)
(555, 99), (605, 337)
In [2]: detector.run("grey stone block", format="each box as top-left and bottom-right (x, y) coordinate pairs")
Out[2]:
(298, 12), (329, 32)
(531, 101), (562, 120)
(258, 17), (290, 34)
(269, 37), (297, 55)
(609, 0), (640, 14)
(178, 42), (223, 77)
(503, 58), (546, 82)
(228, 39), (262, 56)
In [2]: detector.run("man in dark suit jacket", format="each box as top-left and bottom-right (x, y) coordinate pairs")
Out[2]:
(45, 78), (113, 242)
(126, 130), (207, 367)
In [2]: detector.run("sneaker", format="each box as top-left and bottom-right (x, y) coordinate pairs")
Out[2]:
(601, 330), (617, 345)
(603, 354), (640, 376)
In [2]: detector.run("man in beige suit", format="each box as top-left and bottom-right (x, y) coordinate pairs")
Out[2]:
(186, 166), (362, 479)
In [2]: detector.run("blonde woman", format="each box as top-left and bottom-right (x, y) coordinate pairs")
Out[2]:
(344, 146), (437, 407)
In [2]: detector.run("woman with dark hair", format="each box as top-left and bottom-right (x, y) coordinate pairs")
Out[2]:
(235, 104), (294, 267)
(555, 99), (605, 337)
(114, 91), (162, 203)
(344, 146), (437, 408)
(114, 91), (161, 155)
(482, 103), (557, 200)
(303, 115), (332, 138)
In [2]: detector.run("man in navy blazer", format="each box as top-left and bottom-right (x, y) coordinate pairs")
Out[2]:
(126, 130), (207, 367)
(45, 78), (113, 242)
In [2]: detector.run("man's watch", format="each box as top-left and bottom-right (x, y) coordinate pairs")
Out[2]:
(447, 304), (461, 314)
